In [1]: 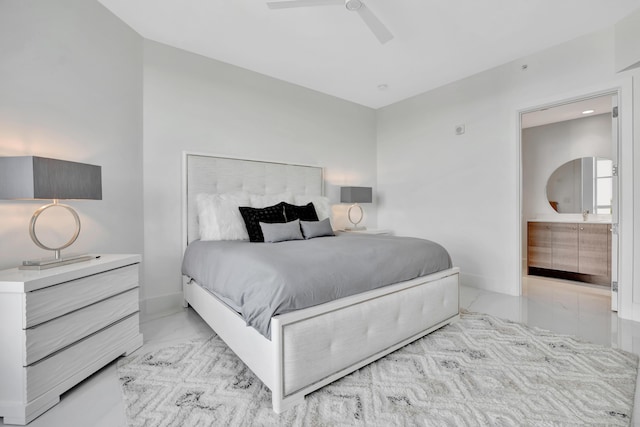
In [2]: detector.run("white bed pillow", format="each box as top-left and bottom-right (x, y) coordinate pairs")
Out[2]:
(250, 192), (294, 208)
(196, 192), (250, 241)
(294, 195), (331, 221)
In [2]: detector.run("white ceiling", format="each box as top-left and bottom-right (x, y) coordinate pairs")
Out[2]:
(521, 95), (613, 129)
(97, 0), (640, 109)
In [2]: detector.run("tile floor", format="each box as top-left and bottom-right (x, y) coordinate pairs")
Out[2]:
(3, 276), (640, 427)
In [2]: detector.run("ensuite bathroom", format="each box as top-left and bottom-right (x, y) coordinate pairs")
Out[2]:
(521, 93), (617, 309)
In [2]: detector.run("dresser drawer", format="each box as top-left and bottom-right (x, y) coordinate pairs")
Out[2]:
(25, 313), (140, 402)
(24, 264), (138, 328)
(0, 254), (142, 425)
(24, 288), (139, 365)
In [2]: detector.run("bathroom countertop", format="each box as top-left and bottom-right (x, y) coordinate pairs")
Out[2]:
(528, 217), (612, 224)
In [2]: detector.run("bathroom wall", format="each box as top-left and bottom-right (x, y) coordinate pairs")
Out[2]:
(522, 113), (612, 218)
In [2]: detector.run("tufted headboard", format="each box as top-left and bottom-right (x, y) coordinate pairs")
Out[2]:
(182, 152), (324, 249)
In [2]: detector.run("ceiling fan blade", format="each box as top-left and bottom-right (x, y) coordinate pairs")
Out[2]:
(356, 4), (393, 44)
(267, 0), (343, 9)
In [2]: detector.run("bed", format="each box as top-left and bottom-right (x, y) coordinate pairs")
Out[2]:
(181, 153), (460, 413)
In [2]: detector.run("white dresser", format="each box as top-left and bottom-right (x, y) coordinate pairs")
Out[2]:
(0, 254), (143, 425)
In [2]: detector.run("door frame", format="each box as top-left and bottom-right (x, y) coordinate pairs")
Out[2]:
(516, 86), (626, 309)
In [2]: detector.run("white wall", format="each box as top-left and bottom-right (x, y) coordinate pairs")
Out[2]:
(376, 28), (637, 308)
(615, 8), (640, 72)
(0, 1), (144, 270)
(522, 114), (612, 218)
(634, 69), (640, 318)
(142, 40), (377, 315)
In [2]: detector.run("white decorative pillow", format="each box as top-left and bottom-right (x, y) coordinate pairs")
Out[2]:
(196, 192), (250, 241)
(250, 192), (294, 208)
(294, 195), (331, 220)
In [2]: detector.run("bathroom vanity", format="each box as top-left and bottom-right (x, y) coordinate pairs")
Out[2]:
(527, 220), (611, 286)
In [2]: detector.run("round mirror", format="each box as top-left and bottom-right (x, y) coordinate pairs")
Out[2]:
(546, 157), (613, 214)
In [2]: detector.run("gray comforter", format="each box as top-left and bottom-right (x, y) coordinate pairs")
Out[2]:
(181, 233), (452, 338)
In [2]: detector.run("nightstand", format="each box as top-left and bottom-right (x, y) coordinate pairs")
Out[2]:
(0, 254), (143, 425)
(343, 228), (393, 236)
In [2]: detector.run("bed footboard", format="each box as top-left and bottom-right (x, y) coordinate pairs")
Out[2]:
(184, 268), (459, 413)
(270, 268), (459, 413)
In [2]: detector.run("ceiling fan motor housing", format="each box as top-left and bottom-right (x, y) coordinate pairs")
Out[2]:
(266, 0), (392, 44)
(345, 0), (362, 11)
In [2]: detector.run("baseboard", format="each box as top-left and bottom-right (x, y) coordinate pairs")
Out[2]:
(139, 292), (184, 323)
(460, 272), (519, 296)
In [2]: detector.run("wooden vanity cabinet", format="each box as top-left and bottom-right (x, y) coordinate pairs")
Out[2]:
(527, 222), (552, 269)
(551, 223), (578, 272)
(527, 221), (611, 285)
(578, 224), (610, 277)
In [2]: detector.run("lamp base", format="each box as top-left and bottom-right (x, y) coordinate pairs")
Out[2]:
(20, 254), (96, 270)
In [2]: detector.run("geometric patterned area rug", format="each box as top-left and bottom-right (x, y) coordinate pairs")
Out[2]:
(117, 312), (638, 426)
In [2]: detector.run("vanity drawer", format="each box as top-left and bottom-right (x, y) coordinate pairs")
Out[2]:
(24, 288), (139, 365)
(25, 314), (140, 402)
(24, 264), (138, 328)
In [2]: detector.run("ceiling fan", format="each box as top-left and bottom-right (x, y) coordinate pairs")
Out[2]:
(266, 0), (393, 44)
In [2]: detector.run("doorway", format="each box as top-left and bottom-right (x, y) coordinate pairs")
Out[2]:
(519, 92), (619, 311)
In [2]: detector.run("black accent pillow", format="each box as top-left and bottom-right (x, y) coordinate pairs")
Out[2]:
(239, 202), (287, 242)
(283, 202), (319, 222)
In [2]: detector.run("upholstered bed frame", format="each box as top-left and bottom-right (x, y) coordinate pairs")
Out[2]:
(181, 152), (460, 413)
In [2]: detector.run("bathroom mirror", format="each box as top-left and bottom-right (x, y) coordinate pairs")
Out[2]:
(546, 157), (613, 214)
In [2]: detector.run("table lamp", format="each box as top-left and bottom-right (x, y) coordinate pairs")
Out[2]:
(340, 186), (372, 230)
(0, 156), (102, 269)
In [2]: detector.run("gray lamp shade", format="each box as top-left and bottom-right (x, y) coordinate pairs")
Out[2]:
(340, 186), (372, 204)
(0, 156), (102, 200)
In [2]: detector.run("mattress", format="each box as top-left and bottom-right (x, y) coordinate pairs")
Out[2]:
(181, 232), (452, 338)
